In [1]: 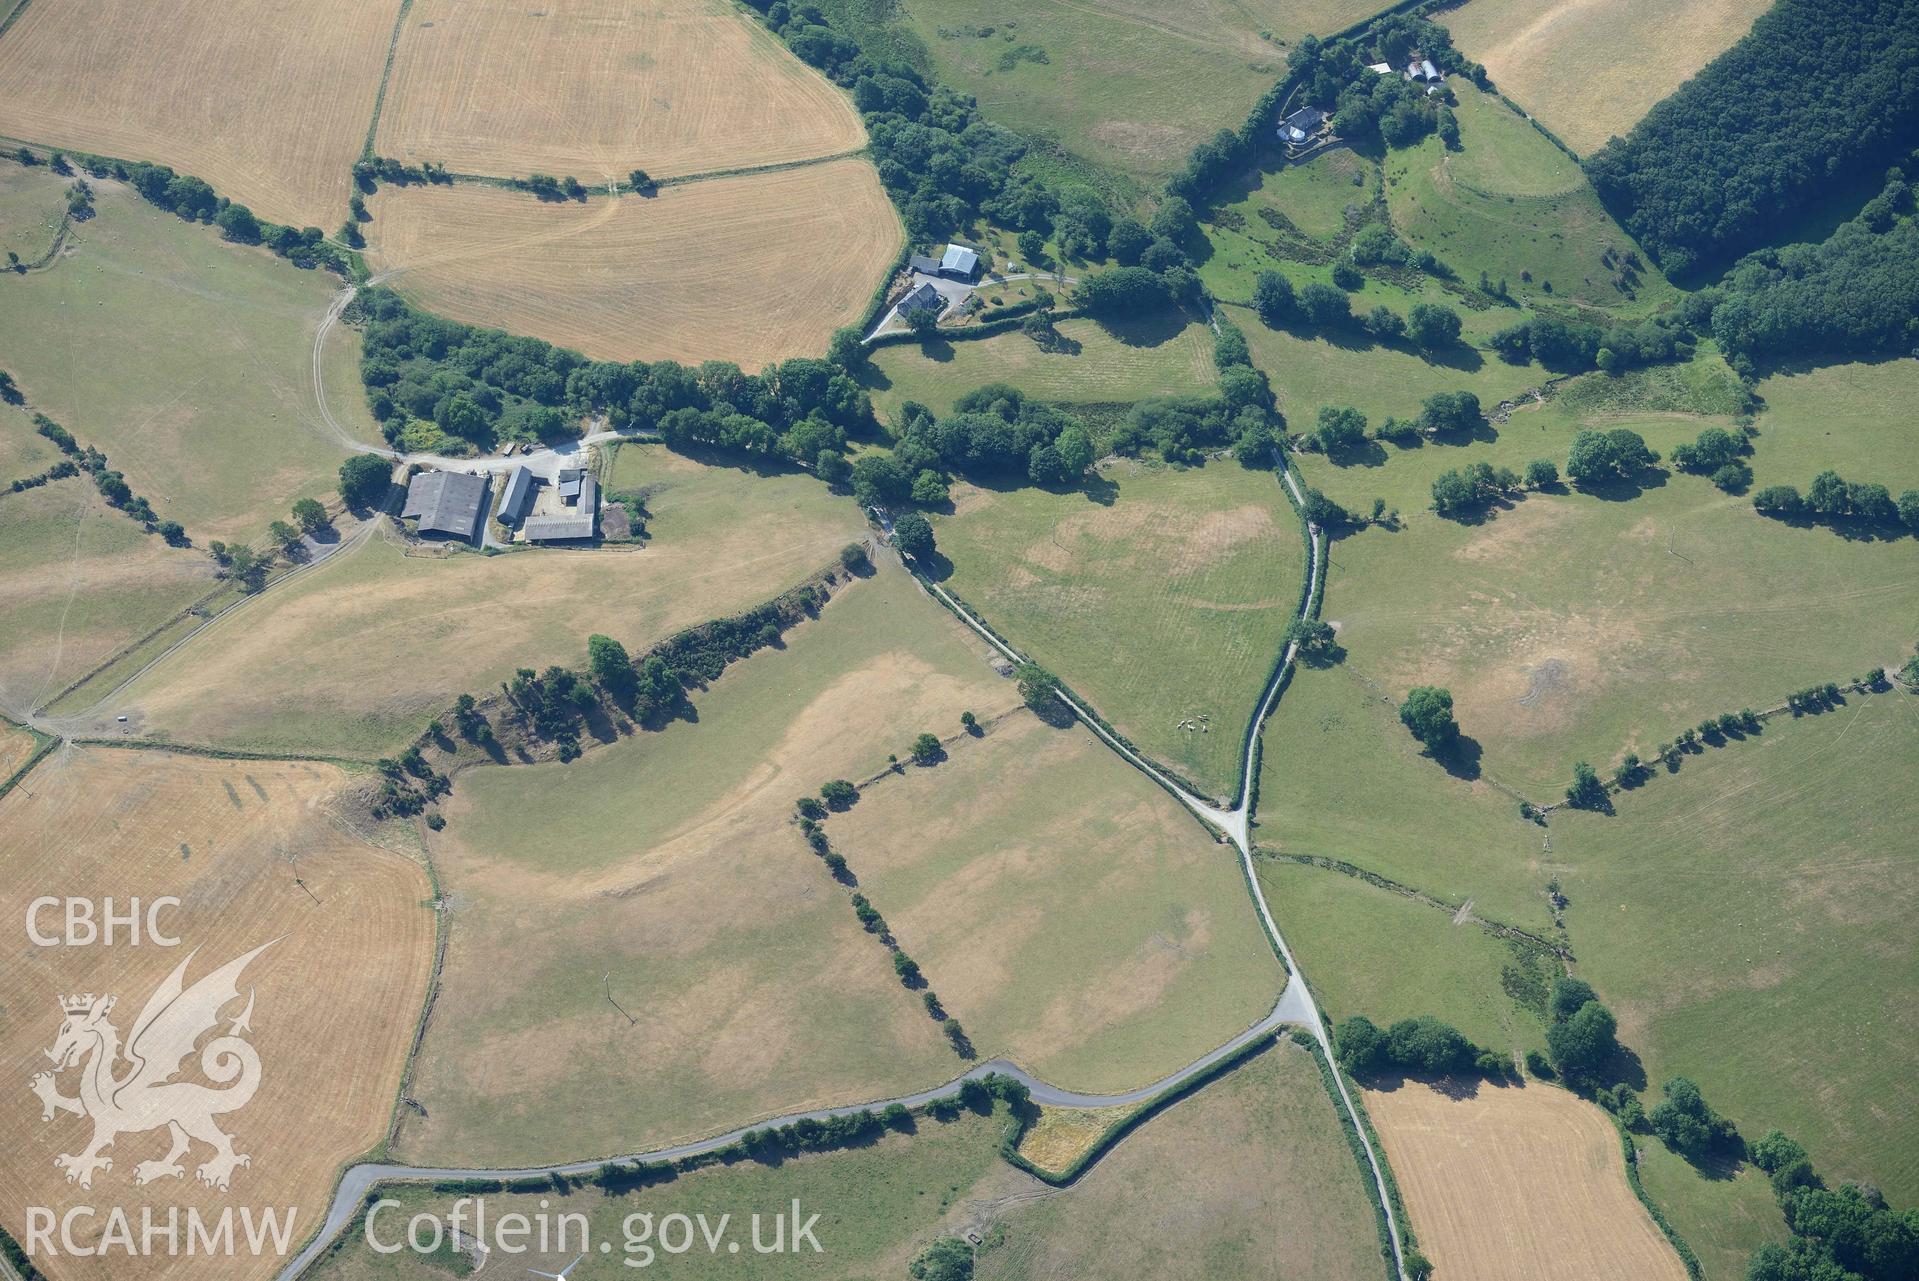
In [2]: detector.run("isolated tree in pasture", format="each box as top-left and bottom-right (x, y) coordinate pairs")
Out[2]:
(910, 732), (943, 765)
(1399, 686), (1458, 748)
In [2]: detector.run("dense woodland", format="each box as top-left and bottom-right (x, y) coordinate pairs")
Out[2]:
(1584, 0), (1919, 275)
(1709, 169), (1919, 366)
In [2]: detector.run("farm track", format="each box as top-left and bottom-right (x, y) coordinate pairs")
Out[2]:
(274, 453), (1410, 1281)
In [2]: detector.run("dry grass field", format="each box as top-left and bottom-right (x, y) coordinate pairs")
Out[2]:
(0, 0), (401, 227)
(396, 561), (1018, 1165)
(0, 746), (434, 1281)
(982, 1041), (1384, 1281)
(366, 160), (901, 369)
(109, 448), (864, 757)
(0, 169), (381, 545)
(0, 720), (41, 781)
(376, 0), (866, 181)
(1367, 1079), (1688, 1281)
(828, 709), (1282, 1091)
(932, 458), (1303, 800)
(0, 478), (212, 720)
(1440, 0), (1772, 155)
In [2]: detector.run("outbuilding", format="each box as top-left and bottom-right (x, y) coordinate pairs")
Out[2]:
(523, 474), (599, 542)
(401, 470), (488, 541)
(497, 464), (535, 523)
(938, 243), (981, 280)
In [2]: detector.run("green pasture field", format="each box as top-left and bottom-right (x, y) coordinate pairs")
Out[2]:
(0, 477), (211, 716)
(1384, 84), (1674, 315)
(1255, 857), (1552, 1061)
(1252, 663), (1547, 929)
(398, 562), (1018, 1165)
(1294, 401), (1919, 798)
(895, 0), (1375, 186)
(0, 402), (61, 483)
(1552, 693), (1919, 1208)
(1636, 1140), (1787, 1281)
(1751, 357), (1919, 495)
(1233, 306), (1546, 424)
(864, 310), (1217, 424)
(0, 166), (378, 545)
(0, 158), (67, 266)
(828, 708), (1282, 1093)
(932, 455), (1305, 800)
(981, 1040), (1385, 1281)
(114, 447), (864, 757)
(316, 1105), (1018, 1281)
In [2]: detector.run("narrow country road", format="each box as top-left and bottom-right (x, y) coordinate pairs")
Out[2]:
(275, 985), (1313, 1281)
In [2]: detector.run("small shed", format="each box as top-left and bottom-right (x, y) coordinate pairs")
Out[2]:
(1367, 61), (1393, 74)
(1406, 58), (1443, 83)
(401, 470), (489, 541)
(557, 467), (586, 503)
(908, 253), (943, 276)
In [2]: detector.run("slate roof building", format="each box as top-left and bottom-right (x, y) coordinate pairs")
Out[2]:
(1278, 106), (1327, 145)
(497, 465), (535, 523)
(909, 253), (944, 275)
(523, 474), (599, 543)
(557, 467), (586, 503)
(900, 282), (945, 317)
(401, 470), (488, 541)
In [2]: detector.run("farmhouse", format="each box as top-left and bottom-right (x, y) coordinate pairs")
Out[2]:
(1278, 106), (1327, 146)
(900, 282), (945, 317)
(522, 472), (599, 543)
(401, 469), (488, 541)
(497, 464), (535, 524)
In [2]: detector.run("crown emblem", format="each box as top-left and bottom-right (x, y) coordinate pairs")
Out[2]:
(60, 994), (109, 1015)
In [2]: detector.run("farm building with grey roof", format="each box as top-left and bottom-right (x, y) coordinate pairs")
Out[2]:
(401, 470), (489, 541)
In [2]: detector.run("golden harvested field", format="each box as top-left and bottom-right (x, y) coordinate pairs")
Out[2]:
(0, 747), (435, 1281)
(397, 561), (1019, 1165)
(376, 0), (866, 181)
(367, 160), (901, 369)
(1366, 1080), (1689, 1281)
(0, 0), (401, 227)
(109, 448), (864, 757)
(0, 478), (212, 720)
(830, 709), (1282, 1091)
(1440, 0), (1771, 155)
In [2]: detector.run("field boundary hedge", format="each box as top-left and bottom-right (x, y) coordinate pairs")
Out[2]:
(1615, 1120), (1706, 1280)
(998, 1032), (1280, 1185)
(1295, 1029), (1417, 1280)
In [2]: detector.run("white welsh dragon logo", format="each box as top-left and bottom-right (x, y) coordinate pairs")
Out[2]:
(29, 942), (274, 1193)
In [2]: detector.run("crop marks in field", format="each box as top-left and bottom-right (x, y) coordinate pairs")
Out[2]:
(826, 709), (1282, 1092)
(366, 160), (901, 370)
(0, 0), (401, 227)
(395, 563), (1014, 1165)
(934, 458), (1303, 801)
(0, 747), (434, 1281)
(1440, 0), (1772, 156)
(1367, 1078), (1689, 1280)
(376, 0), (867, 182)
(0, 173), (378, 544)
